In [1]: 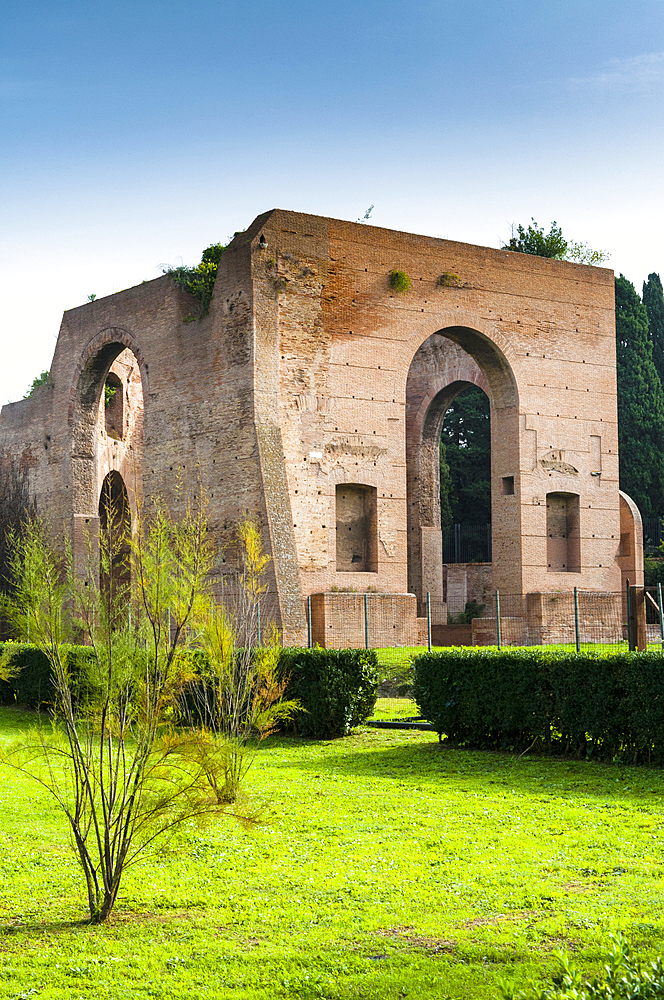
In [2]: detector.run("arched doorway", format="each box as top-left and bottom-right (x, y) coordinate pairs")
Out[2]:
(406, 327), (519, 610)
(99, 470), (131, 606)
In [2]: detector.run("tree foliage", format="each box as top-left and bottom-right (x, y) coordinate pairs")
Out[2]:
(615, 274), (664, 517)
(439, 385), (491, 526)
(164, 242), (228, 319)
(503, 219), (609, 265)
(0, 500), (258, 923)
(23, 370), (49, 398)
(643, 271), (664, 389)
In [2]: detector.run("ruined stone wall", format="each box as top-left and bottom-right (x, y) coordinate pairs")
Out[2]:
(249, 211), (620, 607)
(0, 209), (624, 646)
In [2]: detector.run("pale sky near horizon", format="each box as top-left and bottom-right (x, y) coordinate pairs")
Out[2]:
(2, 0), (663, 404)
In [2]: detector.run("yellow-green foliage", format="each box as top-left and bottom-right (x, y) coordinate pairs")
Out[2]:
(389, 269), (412, 293)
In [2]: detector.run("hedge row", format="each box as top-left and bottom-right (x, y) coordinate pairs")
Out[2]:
(0, 643), (96, 709)
(0, 643), (379, 739)
(413, 647), (664, 762)
(281, 647), (378, 738)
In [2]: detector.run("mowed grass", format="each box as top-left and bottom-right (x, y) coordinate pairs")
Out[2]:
(1, 707), (664, 999)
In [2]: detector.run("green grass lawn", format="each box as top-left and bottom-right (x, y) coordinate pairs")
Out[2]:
(1, 706), (664, 999)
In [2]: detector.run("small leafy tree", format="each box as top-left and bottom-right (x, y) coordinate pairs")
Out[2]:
(503, 219), (609, 265)
(23, 370), (49, 398)
(178, 518), (298, 804)
(164, 242), (228, 319)
(0, 498), (247, 923)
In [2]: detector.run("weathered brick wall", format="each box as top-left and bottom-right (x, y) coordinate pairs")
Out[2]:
(0, 208), (626, 646)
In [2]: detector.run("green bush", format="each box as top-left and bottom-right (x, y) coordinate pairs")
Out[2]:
(280, 647), (379, 738)
(0, 642), (95, 709)
(413, 646), (664, 761)
(389, 269), (412, 293)
(499, 932), (664, 998)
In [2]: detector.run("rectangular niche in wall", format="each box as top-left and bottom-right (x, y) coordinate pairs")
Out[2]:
(546, 492), (580, 573)
(335, 484), (378, 573)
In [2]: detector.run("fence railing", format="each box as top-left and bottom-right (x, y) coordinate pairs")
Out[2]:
(643, 517), (664, 556)
(442, 523), (491, 564)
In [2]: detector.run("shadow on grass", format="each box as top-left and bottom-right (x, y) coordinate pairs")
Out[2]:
(259, 733), (664, 803)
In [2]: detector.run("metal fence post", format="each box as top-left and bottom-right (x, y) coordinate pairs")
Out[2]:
(495, 589), (501, 649)
(257, 600), (261, 647)
(426, 591), (432, 652)
(573, 586), (580, 653)
(658, 583), (664, 652)
(626, 579), (634, 651)
(307, 595), (312, 648)
(364, 593), (369, 650)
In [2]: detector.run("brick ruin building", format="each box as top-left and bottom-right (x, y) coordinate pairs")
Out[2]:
(0, 210), (643, 646)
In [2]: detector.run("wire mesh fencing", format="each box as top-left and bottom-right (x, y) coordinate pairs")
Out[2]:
(295, 585), (664, 726)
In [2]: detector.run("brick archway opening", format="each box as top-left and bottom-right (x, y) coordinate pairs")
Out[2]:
(406, 327), (519, 611)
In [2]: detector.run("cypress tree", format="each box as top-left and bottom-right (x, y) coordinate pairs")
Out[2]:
(643, 272), (664, 388)
(615, 274), (664, 516)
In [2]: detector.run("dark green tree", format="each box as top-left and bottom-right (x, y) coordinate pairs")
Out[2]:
(643, 272), (664, 388)
(440, 385), (491, 525)
(616, 274), (664, 517)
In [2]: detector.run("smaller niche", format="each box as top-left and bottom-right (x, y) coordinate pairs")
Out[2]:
(546, 492), (580, 572)
(104, 372), (123, 440)
(335, 484), (378, 573)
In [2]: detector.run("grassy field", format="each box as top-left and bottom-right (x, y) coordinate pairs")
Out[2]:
(1, 706), (664, 999)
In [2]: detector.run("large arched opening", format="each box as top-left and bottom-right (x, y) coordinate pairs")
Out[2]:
(70, 329), (145, 582)
(405, 327), (519, 613)
(99, 470), (131, 605)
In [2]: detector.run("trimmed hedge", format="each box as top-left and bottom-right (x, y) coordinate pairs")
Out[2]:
(0, 642), (95, 709)
(0, 642), (379, 739)
(413, 647), (664, 762)
(281, 647), (379, 738)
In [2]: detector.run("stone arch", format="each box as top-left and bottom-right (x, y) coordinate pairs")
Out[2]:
(405, 327), (520, 607)
(69, 331), (145, 583)
(69, 328), (147, 516)
(99, 469), (131, 601)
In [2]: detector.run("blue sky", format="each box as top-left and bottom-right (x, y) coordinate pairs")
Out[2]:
(2, 0), (663, 403)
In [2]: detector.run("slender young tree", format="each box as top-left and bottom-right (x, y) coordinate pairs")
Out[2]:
(0, 499), (251, 923)
(643, 272), (664, 389)
(615, 274), (664, 517)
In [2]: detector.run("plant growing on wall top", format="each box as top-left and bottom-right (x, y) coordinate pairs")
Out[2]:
(389, 269), (412, 293)
(23, 370), (49, 398)
(164, 242), (229, 320)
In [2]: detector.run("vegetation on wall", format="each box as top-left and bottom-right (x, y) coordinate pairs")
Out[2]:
(389, 269), (412, 293)
(164, 242), (228, 319)
(502, 219), (609, 265)
(23, 370), (49, 398)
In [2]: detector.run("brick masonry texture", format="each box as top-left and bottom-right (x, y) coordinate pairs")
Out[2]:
(0, 209), (640, 646)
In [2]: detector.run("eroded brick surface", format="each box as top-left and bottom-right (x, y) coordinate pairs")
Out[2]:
(0, 210), (631, 646)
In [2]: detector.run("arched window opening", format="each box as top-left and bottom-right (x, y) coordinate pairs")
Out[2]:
(335, 484), (378, 573)
(104, 372), (123, 440)
(99, 471), (131, 607)
(440, 384), (491, 563)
